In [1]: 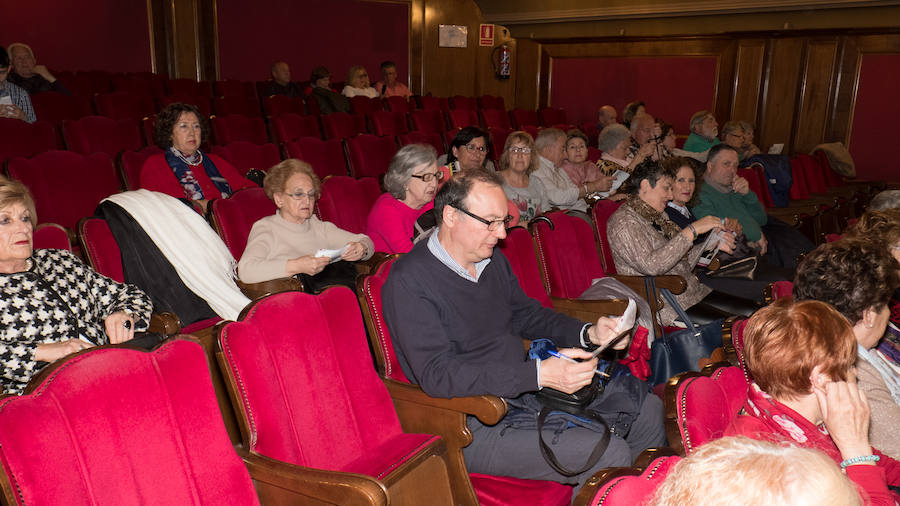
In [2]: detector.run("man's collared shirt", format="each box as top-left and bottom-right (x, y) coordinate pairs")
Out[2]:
(427, 227), (490, 283)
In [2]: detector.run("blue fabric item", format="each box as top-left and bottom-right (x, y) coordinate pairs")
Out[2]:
(164, 148), (234, 200)
(745, 154), (792, 208)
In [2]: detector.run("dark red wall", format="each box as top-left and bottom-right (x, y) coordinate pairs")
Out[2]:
(217, 0), (409, 86)
(849, 53), (900, 181)
(0, 0), (151, 73)
(549, 56), (719, 135)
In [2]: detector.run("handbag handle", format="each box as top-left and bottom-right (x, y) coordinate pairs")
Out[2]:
(537, 407), (611, 477)
(660, 288), (699, 335)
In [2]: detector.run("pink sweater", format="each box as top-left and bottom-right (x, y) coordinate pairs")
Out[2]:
(366, 193), (434, 253)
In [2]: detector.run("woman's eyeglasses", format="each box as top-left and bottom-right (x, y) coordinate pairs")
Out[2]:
(410, 171), (444, 183)
(285, 190), (319, 200)
(509, 147), (531, 155)
(464, 143), (487, 153)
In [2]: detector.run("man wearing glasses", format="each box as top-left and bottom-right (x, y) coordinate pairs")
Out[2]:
(0, 46), (36, 123)
(383, 169), (665, 491)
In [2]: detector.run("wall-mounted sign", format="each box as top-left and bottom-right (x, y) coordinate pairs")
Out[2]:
(479, 24), (495, 46)
(439, 25), (468, 48)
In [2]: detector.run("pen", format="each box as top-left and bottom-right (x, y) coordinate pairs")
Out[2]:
(546, 350), (611, 378)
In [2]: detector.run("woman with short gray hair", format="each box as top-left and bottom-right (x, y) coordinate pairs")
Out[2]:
(366, 144), (441, 253)
(595, 124), (636, 200)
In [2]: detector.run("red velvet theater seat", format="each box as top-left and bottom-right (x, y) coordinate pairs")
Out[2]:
(415, 95), (450, 112)
(7, 151), (120, 230)
(369, 110), (409, 136)
(577, 456), (679, 506)
(214, 79), (258, 101)
(94, 92), (156, 121)
(316, 176), (382, 234)
(118, 146), (163, 190)
(590, 199), (623, 275)
(216, 289), (457, 505)
(321, 111), (367, 140)
(0, 118), (59, 164)
(32, 222), (72, 251)
(213, 95), (262, 118)
(478, 94), (505, 110)
(398, 131), (446, 156)
(111, 73), (164, 98)
(210, 114), (268, 145)
(663, 364), (749, 455)
(271, 113), (322, 142)
(350, 95), (384, 115)
(384, 95), (412, 113)
(0, 339), (321, 505)
(30, 91), (93, 123)
(208, 187), (277, 261)
(446, 109), (479, 130)
(510, 108), (540, 129)
(479, 108), (511, 130)
(345, 134), (398, 179)
(451, 95), (477, 110)
(539, 107), (568, 127)
(262, 94), (304, 118)
(358, 259), (575, 506)
(409, 109), (446, 134)
(62, 115), (144, 156)
(159, 93), (213, 118)
(167, 77), (212, 97)
(284, 137), (349, 179)
(211, 141), (282, 175)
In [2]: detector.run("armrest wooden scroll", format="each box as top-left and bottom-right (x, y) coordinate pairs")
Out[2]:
(572, 447), (680, 506)
(239, 447), (388, 506)
(354, 252), (394, 277)
(384, 379), (507, 426)
(148, 312), (181, 336)
(236, 277), (304, 301)
(550, 297), (628, 322)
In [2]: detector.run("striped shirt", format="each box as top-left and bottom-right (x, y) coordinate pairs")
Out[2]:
(0, 81), (36, 123)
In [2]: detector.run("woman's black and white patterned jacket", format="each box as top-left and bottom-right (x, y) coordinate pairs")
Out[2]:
(0, 249), (153, 394)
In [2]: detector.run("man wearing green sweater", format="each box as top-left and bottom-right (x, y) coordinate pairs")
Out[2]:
(693, 144), (768, 252)
(682, 110), (720, 153)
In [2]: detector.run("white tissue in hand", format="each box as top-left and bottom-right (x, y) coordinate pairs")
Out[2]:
(314, 245), (349, 264)
(615, 298), (637, 333)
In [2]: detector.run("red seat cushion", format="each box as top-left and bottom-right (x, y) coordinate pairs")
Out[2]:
(316, 176), (382, 234)
(533, 211), (607, 298)
(0, 340), (258, 505)
(210, 187), (277, 259)
(471, 473), (572, 505)
(673, 366), (749, 454)
(160, 94), (213, 118)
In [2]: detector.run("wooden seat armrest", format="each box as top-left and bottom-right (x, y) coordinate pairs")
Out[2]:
(148, 312), (181, 336)
(236, 277), (304, 300)
(550, 297), (628, 322)
(633, 447), (679, 469)
(612, 274), (687, 296)
(239, 447), (388, 505)
(384, 379), (507, 425)
(354, 252), (394, 276)
(573, 447), (680, 505)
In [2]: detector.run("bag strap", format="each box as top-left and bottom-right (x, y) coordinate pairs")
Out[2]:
(537, 407), (611, 477)
(660, 288), (698, 334)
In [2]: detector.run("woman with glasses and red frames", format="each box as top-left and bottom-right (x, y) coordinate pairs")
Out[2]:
(367, 144), (443, 253)
(439, 126), (495, 178)
(238, 159), (373, 291)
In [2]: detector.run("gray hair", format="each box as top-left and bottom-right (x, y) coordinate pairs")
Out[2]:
(869, 190), (900, 211)
(597, 124), (631, 152)
(383, 144), (437, 199)
(690, 110), (713, 133)
(737, 120), (754, 133)
(629, 112), (654, 135)
(720, 120), (744, 141)
(534, 127), (565, 153)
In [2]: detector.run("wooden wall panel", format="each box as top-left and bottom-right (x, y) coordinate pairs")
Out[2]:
(514, 39), (541, 111)
(730, 40), (767, 125)
(421, 0), (481, 97)
(794, 39), (839, 153)
(757, 37), (804, 154)
(475, 26), (517, 109)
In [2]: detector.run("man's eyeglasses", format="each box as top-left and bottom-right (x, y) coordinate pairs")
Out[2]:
(463, 143), (487, 153)
(452, 205), (513, 231)
(284, 190), (319, 200)
(410, 171), (444, 183)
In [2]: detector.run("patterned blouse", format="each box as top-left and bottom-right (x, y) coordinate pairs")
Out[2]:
(0, 249), (153, 394)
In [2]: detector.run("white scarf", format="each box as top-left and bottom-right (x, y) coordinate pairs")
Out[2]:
(104, 190), (250, 320)
(858, 343), (900, 406)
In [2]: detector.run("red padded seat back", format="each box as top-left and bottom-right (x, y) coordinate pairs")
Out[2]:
(167, 78), (211, 97)
(321, 112), (367, 140)
(797, 153), (828, 194)
(538, 107), (567, 127)
(359, 258), (409, 382)
(451, 95), (477, 110)
(271, 113), (321, 142)
(0, 340), (257, 505)
(477, 95), (505, 110)
(672, 365), (749, 454)
(416, 95), (450, 111)
(159, 94), (212, 118)
(384, 95), (411, 113)
(488, 127), (511, 160)
(0, 118), (58, 164)
(479, 109), (510, 130)
(770, 280), (793, 300)
(79, 217), (125, 282)
(33, 223), (72, 251)
(497, 227), (553, 308)
(587, 147), (603, 163)
(369, 110), (409, 136)
(345, 134), (397, 179)
(349, 95), (383, 115)
(209, 187), (277, 260)
(409, 109), (445, 134)
(217, 289), (408, 468)
(580, 123), (600, 148)
(399, 131), (445, 155)
(532, 211), (607, 299)
(211, 114), (268, 145)
(30, 92), (93, 123)
(446, 109), (478, 129)
(316, 176), (382, 234)
(94, 92), (156, 121)
(590, 199), (623, 275)
(62, 116), (144, 156)
(111, 74), (163, 98)
(7, 151), (120, 229)
(119, 146), (163, 190)
(262, 95), (304, 117)
(510, 109), (539, 129)
(214, 79), (257, 100)
(213, 96), (261, 118)
(58, 71), (110, 96)
(211, 141), (281, 174)
(285, 137), (348, 179)
(788, 156), (811, 200)
(814, 150), (845, 188)
(589, 457), (679, 505)
(522, 125), (541, 140)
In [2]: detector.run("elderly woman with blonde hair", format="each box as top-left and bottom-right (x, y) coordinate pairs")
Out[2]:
(238, 159), (373, 290)
(497, 131), (549, 225)
(341, 65), (379, 98)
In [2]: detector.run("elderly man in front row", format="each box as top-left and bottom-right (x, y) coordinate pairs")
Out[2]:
(383, 169), (665, 491)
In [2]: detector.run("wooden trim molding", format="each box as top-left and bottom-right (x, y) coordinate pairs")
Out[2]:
(483, 0), (900, 25)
